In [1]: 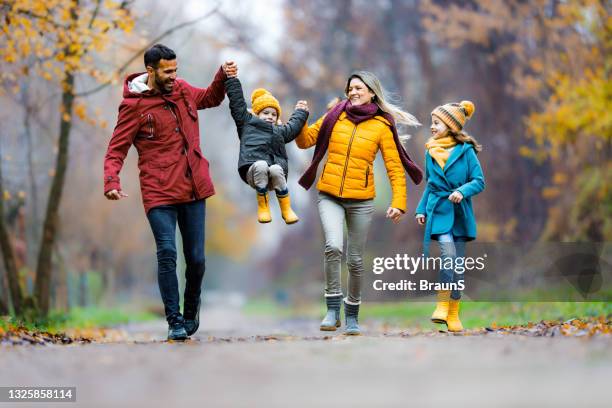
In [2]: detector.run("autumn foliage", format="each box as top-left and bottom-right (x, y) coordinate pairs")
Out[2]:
(0, 0), (134, 316)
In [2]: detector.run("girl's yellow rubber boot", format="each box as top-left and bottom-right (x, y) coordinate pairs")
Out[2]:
(446, 299), (464, 332)
(431, 290), (450, 324)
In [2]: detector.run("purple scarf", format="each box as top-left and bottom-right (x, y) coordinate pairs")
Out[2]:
(298, 99), (423, 190)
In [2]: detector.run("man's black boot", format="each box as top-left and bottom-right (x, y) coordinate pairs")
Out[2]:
(184, 298), (201, 336)
(167, 314), (188, 341)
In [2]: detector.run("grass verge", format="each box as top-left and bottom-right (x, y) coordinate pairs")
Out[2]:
(0, 306), (158, 334)
(244, 298), (612, 329)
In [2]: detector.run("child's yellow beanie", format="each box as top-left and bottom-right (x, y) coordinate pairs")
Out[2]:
(432, 100), (475, 132)
(251, 88), (281, 117)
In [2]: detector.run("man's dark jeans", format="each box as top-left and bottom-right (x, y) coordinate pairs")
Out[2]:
(146, 199), (206, 323)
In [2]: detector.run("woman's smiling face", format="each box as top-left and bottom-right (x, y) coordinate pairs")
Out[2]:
(346, 77), (375, 106)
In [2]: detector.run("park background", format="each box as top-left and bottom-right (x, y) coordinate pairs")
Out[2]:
(0, 0), (610, 330)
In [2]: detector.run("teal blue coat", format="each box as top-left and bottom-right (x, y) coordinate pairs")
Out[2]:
(415, 143), (485, 254)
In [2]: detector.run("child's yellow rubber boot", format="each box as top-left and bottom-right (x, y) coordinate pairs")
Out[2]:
(256, 191), (272, 223)
(446, 299), (464, 332)
(276, 189), (299, 224)
(431, 290), (450, 324)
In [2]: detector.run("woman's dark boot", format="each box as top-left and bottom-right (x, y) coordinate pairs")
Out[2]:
(320, 294), (342, 331)
(344, 300), (361, 336)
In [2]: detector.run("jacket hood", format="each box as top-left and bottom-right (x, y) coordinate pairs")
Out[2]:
(126, 72), (150, 95)
(123, 72), (151, 98)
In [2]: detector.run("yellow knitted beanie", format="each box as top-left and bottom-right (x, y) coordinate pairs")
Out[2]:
(251, 88), (281, 117)
(431, 100), (475, 132)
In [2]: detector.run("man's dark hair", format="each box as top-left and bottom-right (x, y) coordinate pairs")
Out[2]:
(144, 44), (176, 69)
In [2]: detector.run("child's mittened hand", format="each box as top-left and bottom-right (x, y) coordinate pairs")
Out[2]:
(295, 100), (308, 111)
(415, 214), (426, 225)
(448, 191), (464, 203)
(223, 61), (238, 78)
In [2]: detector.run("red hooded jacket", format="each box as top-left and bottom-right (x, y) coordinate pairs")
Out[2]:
(104, 66), (227, 213)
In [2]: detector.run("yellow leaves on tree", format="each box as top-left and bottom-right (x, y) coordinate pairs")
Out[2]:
(0, 0), (134, 93)
(422, 0), (611, 240)
(527, 67), (611, 160)
(74, 103), (87, 120)
(72, 102), (102, 127)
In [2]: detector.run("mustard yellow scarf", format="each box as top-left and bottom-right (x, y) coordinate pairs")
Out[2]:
(425, 136), (458, 169)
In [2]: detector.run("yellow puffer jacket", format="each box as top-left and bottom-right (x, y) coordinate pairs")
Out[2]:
(296, 112), (407, 211)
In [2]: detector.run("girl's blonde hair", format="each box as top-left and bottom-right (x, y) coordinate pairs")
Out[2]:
(345, 71), (421, 127)
(449, 129), (482, 153)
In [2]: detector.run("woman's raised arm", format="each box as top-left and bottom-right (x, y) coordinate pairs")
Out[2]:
(295, 114), (325, 149)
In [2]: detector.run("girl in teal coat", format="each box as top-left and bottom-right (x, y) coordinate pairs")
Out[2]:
(415, 100), (485, 332)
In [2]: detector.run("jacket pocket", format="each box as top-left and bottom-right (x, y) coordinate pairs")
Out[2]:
(365, 165), (370, 188)
(243, 139), (267, 147)
(151, 156), (181, 185)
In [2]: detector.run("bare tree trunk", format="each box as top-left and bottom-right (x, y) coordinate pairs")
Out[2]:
(22, 84), (41, 268)
(0, 141), (24, 315)
(34, 71), (75, 316)
(0, 261), (9, 314)
(53, 244), (69, 312)
(0, 296), (7, 315)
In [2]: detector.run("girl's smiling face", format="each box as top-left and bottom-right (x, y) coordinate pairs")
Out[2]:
(347, 77), (375, 106)
(431, 114), (450, 139)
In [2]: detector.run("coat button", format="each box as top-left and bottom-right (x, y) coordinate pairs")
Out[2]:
(175, 127), (179, 132)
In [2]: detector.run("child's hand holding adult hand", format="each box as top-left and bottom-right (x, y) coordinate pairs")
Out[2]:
(223, 61), (238, 78)
(448, 191), (464, 203)
(415, 214), (426, 225)
(295, 100), (308, 111)
(386, 207), (404, 224)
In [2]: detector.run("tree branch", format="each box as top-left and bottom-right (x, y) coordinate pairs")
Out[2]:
(87, 0), (102, 29)
(76, 3), (220, 97)
(215, 11), (309, 96)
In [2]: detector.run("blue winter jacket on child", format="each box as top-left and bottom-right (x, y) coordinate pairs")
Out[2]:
(415, 142), (485, 255)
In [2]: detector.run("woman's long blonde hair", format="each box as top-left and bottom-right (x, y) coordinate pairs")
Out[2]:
(345, 71), (421, 127)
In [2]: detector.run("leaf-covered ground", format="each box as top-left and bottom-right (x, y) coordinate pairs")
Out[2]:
(1, 306), (611, 407)
(1, 315), (609, 346)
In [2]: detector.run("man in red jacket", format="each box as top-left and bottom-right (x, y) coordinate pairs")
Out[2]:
(104, 44), (237, 340)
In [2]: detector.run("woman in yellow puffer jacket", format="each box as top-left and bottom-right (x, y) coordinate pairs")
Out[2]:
(297, 71), (423, 335)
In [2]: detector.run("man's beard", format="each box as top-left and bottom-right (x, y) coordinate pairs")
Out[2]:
(155, 76), (173, 94)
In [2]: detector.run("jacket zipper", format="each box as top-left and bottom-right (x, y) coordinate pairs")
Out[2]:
(167, 102), (199, 200)
(365, 166), (370, 188)
(147, 113), (154, 139)
(339, 124), (358, 196)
